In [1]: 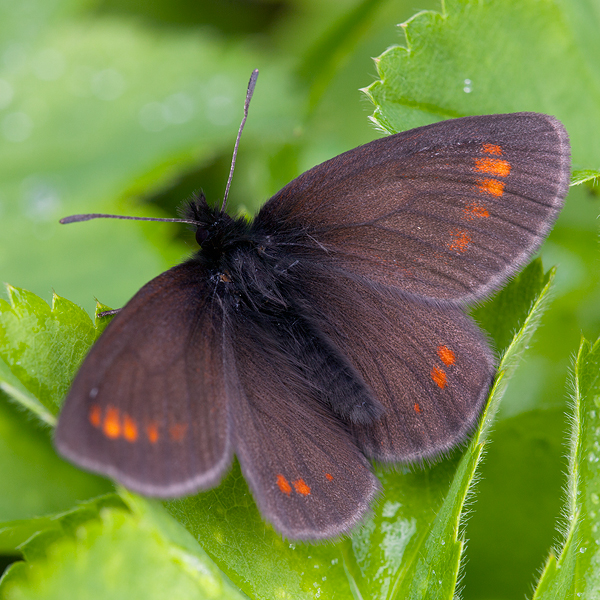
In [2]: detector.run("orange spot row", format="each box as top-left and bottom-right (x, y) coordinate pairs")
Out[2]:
(276, 475), (313, 497)
(325, 473), (334, 481)
(474, 157), (511, 178)
(463, 202), (489, 220)
(482, 143), (502, 155)
(431, 366), (447, 389)
(414, 403), (422, 414)
(448, 230), (471, 253)
(437, 345), (456, 366)
(87, 404), (187, 445)
(472, 144), (510, 201)
(477, 178), (505, 197)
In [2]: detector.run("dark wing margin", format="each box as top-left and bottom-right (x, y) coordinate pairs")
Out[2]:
(225, 306), (380, 540)
(255, 113), (570, 303)
(293, 267), (495, 463)
(55, 261), (233, 497)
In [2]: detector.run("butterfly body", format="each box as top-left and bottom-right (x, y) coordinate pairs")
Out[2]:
(56, 112), (571, 539)
(186, 195), (384, 425)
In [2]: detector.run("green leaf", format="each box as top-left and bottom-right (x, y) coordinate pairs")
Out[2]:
(167, 460), (356, 599)
(0, 291), (112, 536)
(0, 286), (99, 417)
(463, 408), (566, 598)
(0, 494), (246, 600)
(365, 0), (600, 171)
(0, 359), (51, 427)
(533, 335), (600, 598)
(0, 517), (54, 556)
(0, 495), (124, 556)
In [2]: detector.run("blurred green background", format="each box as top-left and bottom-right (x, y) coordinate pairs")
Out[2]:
(1, 0), (599, 598)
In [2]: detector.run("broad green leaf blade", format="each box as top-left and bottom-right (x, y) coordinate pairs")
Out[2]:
(0, 517), (54, 556)
(464, 407), (566, 597)
(340, 458), (460, 600)
(533, 336), (600, 598)
(0, 494), (246, 600)
(365, 0), (600, 171)
(533, 527), (579, 599)
(167, 461), (355, 600)
(0, 290), (112, 532)
(0, 495), (124, 555)
(0, 360), (53, 427)
(168, 455), (459, 600)
(0, 286), (98, 416)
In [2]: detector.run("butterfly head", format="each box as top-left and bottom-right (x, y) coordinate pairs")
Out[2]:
(182, 193), (250, 257)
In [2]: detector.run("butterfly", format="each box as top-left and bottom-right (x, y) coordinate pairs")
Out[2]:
(55, 71), (571, 540)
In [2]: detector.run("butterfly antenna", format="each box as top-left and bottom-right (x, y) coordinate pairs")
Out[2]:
(59, 213), (202, 225)
(221, 68), (259, 212)
(61, 70), (259, 225)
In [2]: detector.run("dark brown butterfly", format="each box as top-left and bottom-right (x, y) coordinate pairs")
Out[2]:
(55, 70), (571, 540)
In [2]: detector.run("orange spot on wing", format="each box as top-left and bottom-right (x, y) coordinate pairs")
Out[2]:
(482, 143), (502, 155)
(293, 479), (311, 496)
(103, 406), (121, 439)
(464, 202), (489, 219)
(277, 474), (292, 496)
(431, 366), (447, 389)
(437, 345), (456, 366)
(146, 422), (159, 444)
(89, 404), (102, 428)
(414, 403), (421, 413)
(325, 473), (333, 481)
(123, 414), (138, 442)
(474, 157), (511, 177)
(477, 178), (505, 197)
(169, 423), (187, 442)
(448, 230), (471, 253)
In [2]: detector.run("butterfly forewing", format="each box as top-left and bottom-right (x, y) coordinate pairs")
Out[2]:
(256, 113), (570, 303)
(55, 261), (232, 496)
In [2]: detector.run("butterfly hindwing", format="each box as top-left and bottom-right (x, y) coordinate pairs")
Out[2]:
(225, 303), (380, 540)
(256, 113), (570, 303)
(55, 261), (232, 496)
(291, 266), (495, 462)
